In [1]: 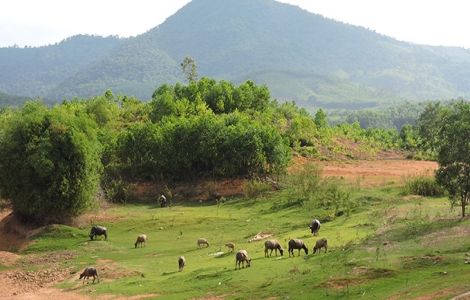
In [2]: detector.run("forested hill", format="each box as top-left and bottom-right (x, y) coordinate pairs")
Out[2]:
(1, 0), (470, 106)
(0, 35), (126, 100)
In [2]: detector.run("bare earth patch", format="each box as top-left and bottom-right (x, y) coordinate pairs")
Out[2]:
(249, 232), (274, 242)
(0, 251), (21, 266)
(112, 294), (162, 300)
(411, 287), (466, 300)
(317, 158), (438, 188)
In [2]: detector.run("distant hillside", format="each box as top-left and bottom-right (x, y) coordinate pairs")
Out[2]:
(0, 34), (126, 99)
(48, 35), (181, 100)
(1, 0), (470, 106)
(0, 91), (33, 108)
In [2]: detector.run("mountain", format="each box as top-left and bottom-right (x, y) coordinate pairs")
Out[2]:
(1, 0), (470, 107)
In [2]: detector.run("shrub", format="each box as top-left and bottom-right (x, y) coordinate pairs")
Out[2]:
(401, 176), (445, 197)
(0, 101), (102, 223)
(103, 178), (133, 204)
(242, 178), (271, 198)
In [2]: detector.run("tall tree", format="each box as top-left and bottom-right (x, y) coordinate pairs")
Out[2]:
(180, 56), (198, 83)
(435, 101), (470, 217)
(415, 101), (445, 155)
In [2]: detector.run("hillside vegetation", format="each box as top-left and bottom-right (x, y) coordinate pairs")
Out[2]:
(0, 35), (125, 99)
(2, 75), (469, 221)
(1, 0), (470, 105)
(0, 77), (406, 224)
(1, 76), (470, 298)
(1, 76), (467, 219)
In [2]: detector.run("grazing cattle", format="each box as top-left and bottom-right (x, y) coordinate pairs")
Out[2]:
(160, 194), (167, 207)
(235, 250), (251, 270)
(89, 226), (107, 241)
(134, 234), (147, 248)
(264, 239), (284, 257)
(288, 239), (308, 257)
(79, 267), (99, 284)
(178, 256), (186, 271)
(197, 238), (209, 248)
(225, 242), (235, 253)
(309, 219), (321, 236)
(313, 238), (328, 254)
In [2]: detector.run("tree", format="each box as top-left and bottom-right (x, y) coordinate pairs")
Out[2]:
(84, 94), (120, 128)
(435, 101), (470, 217)
(204, 80), (234, 113)
(180, 56), (198, 83)
(415, 101), (445, 155)
(0, 101), (103, 223)
(398, 123), (418, 150)
(314, 108), (329, 129)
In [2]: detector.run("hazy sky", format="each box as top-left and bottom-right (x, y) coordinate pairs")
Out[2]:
(1, 0), (469, 49)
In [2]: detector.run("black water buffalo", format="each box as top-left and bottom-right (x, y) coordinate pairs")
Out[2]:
(79, 267), (99, 283)
(288, 239), (308, 257)
(89, 226), (108, 241)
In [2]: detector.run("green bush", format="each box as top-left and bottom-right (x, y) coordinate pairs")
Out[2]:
(0, 101), (102, 223)
(401, 176), (445, 197)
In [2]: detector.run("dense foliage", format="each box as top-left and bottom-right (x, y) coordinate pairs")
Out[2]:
(0, 91), (33, 108)
(0, 101), (103, 222)
(0, 73), (468, 221)
(0, 78), (409, 221)
(116, 78), (288, 180)
(117, 113), (290, 180)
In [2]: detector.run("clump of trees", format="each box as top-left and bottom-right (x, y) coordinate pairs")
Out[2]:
(3, 75), (466, 223)
(397, 99), (470, 217)
(0, 79), (296, 222)
(116, 113), (290, 180)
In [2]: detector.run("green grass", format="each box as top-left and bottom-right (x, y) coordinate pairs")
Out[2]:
(13, 181), (470, 299)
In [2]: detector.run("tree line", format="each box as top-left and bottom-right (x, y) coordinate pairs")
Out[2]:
(0, 77), (469, 222)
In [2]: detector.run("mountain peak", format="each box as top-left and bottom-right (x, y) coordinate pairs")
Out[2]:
(1, 0), (469, 104)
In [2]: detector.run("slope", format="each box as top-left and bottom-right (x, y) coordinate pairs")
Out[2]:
(0, 35), (126, 98)
(47, 35), (181, 101)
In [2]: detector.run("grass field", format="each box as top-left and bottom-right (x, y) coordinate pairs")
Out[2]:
(3, 169), (469, 300)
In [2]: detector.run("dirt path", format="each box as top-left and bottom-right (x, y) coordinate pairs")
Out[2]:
(0, 157), (441, 299)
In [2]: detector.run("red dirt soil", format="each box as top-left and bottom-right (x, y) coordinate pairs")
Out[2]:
(316, 157), (437, 188)
(0, 153), (441, 299)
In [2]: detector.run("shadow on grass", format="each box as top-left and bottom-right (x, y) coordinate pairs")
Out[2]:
(162, 271), (179, 276)
(213, 252), (233, 259)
